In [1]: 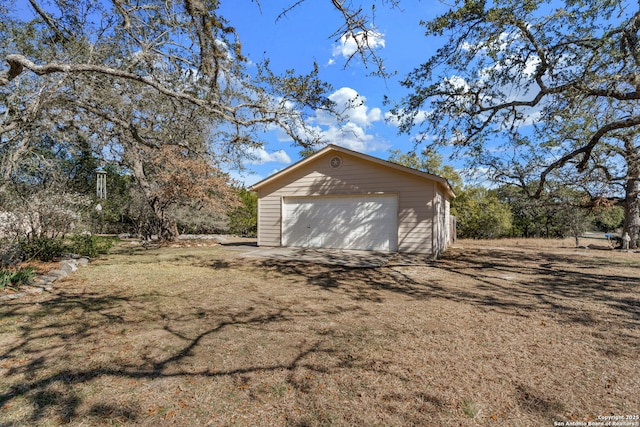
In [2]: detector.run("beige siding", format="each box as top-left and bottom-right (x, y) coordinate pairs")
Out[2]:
(257, 151), (442, 254)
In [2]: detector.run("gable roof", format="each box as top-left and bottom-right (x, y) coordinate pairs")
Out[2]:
(250, 144), (455, 198)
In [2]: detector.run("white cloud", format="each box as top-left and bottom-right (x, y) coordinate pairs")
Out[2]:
(461, 166), (496, 187)
(442, 75), (470, 93)
(331, 29), (385, 60)
(461, 30), (547, 130)
(314, 87), (382, 128)
(384, 111), (400, 127)
(385, 108), (432, 128)
(329, 87), (382, 127)
(302, 120), (389, 153)
(308, 87), (388, 152)
(246, 147), (292, 165)
(263, 87), (390, 155)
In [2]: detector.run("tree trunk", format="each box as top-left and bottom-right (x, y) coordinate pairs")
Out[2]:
(622, 178), (640, 249)
(622, 137), (640, 249)
(127, 143), (179, 241)
(157, 209), (179, 241)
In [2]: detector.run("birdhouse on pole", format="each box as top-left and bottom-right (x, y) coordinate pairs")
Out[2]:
(96, 167), (107, 199)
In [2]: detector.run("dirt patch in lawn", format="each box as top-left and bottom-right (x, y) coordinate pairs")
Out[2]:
(0, 239), (638, 426)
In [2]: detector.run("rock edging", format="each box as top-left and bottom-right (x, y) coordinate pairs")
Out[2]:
(0, 256), (89, 301)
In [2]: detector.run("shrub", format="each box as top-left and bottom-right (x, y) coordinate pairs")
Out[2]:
(0, 239), (24, 267)
(19, 237), (65, 262)
(68, 234), (116, 258)
(227, 188), (257, 237)
(0, 270), (11, 289)
(11, 267), (35, 285)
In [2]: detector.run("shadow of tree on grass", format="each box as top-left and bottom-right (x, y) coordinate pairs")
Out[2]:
(0, 245), (637, 425)
(0, 283), (371, 425)
(258, 247), (640, 331)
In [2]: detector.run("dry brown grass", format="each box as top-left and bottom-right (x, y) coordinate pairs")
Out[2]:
(0, 238), (638, 426)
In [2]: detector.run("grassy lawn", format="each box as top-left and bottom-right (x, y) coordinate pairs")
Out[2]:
(0, 238), (638, 426)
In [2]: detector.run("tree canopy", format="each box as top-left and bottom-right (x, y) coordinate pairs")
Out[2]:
(0, 0), (346, 239)
(392, 0), (640, 174)
(383, 0), (640, 246)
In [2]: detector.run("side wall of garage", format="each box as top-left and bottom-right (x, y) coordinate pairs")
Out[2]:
(256, 151), (440, 254)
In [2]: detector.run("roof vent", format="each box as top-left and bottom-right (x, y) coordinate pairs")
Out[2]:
(330, 156), (342, 169)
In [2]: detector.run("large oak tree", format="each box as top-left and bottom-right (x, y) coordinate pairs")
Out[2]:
(0, 0), (338, 238)
(387, 0), (640, 246)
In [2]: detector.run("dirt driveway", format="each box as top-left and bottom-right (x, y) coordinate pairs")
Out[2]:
(216, 235), (441, 267)
(233, 245), (428, 267)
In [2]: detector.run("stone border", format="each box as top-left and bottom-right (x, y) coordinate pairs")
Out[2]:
(0, 257), (89, 301)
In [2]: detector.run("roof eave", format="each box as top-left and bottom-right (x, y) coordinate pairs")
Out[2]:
(249, 145), (335, 191)
(250, 144), (455, 198)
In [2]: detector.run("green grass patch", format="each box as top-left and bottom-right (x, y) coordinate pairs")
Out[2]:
(0, 266), (35, 289)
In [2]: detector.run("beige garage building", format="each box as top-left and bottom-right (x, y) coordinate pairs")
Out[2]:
(250, 145), (455, 255)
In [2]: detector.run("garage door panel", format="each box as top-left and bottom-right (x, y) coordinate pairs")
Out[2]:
(282, 196), (397, 251)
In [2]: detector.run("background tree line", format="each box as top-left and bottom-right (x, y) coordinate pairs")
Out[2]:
(0, 133), (258, 239)
(389, 149), (625, 242)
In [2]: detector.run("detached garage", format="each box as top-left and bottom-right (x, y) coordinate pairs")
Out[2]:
(250, 145), (455, 255)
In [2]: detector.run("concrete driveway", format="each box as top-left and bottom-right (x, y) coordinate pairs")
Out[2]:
(224, 243), (432, 268)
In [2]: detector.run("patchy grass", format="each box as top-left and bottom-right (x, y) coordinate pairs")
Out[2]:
(0, 238), (638, 426)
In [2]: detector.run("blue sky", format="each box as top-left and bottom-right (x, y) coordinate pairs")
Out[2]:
(217, 1), (453, 186)
(11, 0), (455, 185)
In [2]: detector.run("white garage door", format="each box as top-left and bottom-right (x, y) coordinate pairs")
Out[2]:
(282, 195), (398, 251)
